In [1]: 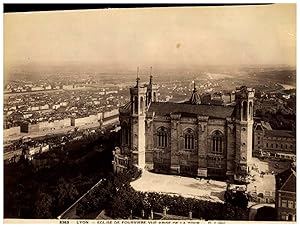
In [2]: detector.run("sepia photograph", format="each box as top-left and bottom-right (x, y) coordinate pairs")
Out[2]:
(3, 3), (297, 223)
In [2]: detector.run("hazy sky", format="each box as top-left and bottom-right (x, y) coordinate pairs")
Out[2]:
(4, 4), (296, 69)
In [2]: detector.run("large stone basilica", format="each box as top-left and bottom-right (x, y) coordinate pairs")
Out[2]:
(113, 74), (254, 180)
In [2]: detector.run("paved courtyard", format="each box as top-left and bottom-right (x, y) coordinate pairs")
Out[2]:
(247, 157), (291, 195)
(247, 172), (275, 195)
(131, 171), (227, 203)
(131, 158), (291, 204)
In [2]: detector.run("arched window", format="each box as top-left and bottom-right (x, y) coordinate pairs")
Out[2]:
(145, 93), (148, 106)
(127, 126), (131, 146)
(184, 128), (195, 150)
(148, 92), (152, 104)
(157, 127), (168, 148)
(211, 130), (224, 154)
(134, 96), (138, 114)
(140, 97), (144, 114)
(122, 122), (129, 145)
(242, 101), (247, 120)
(249, 101), (253, 119)
(153, 92), (156, 102)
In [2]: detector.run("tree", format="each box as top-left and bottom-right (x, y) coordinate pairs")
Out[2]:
(34, 192), (53, 218)
(107, 182), (140, 219)
(55, 177), (79, 210)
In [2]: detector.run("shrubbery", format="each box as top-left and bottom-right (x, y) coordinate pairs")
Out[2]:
(76, 172), (249, 220)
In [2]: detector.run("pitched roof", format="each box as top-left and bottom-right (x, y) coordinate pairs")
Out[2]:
(148, 102), (235, 119)
(264, 130), (295, 138)
(120, 101), (131, 111)
(275, 168), (296, 192)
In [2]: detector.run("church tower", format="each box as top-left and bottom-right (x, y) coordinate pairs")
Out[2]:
(130, 68), (147, 169)
(146, 67), (159, 107)
(234, 86), (254, 178)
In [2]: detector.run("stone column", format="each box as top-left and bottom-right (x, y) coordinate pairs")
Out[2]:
(170, 113), (181, 173)
(197, 115), (209, 177)
(145, 114), (154, 170)
(226, 117), (235, 180)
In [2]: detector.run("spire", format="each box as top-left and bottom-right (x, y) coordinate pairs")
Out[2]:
(136, 67), (140, 87)
(189, 80), (201, 104)
(149, 66), (153, 84)
(193, 80), (196, 92)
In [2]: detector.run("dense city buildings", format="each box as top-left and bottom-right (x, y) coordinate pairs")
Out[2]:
(4, 85), (123, 139)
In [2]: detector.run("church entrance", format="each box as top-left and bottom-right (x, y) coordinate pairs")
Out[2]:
(180, 165), (197, 177)
(154, 163), (170, 173)
(207, 168), (226, 178)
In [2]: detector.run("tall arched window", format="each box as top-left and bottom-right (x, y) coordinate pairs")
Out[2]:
(153, 92), (156, 102)
(122, 122), (128, 145)
(157, 127), (168, 148)
(249, 101), (253, 119)
(148, 92), (152, 104)
(184, 128), (195, 150)
(242, 101), (247, 120)
(211, 130), (224, 154)
(134, 96), (138, 114)
(140, 97), (144, 114)
(128, 126), (131, 146)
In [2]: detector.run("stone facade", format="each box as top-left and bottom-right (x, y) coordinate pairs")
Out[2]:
(115, 76), (254, 181)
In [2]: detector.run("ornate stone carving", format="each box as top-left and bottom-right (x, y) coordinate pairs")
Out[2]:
(132, 146), (138, 151)
(198, 123), (206, 132)
(132, 118), (138, 124)
(146, 118), (153, 128)
(227, 124), (234, 132)
(172, 121), (178, 130)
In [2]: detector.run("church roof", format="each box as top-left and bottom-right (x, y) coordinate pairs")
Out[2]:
(148, 102), (235, 119)
(264, 129), (295, 138)
(210, 99), (224, 105)
(119, 101), (131, 112)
